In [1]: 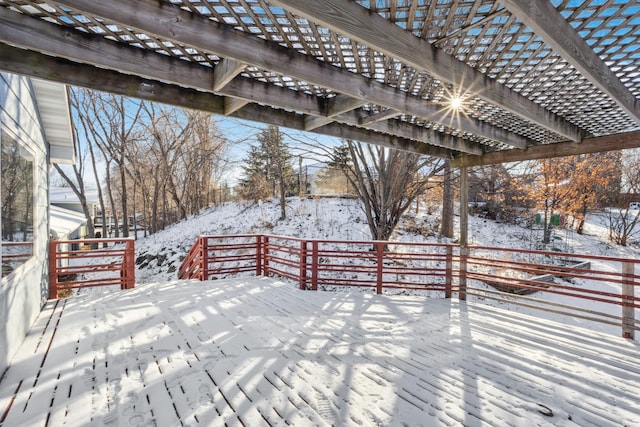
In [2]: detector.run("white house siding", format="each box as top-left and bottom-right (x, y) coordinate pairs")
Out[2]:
(0, 73), (50, 374)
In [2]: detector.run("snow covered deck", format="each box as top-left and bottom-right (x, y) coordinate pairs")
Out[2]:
(1, 278), (639, 426)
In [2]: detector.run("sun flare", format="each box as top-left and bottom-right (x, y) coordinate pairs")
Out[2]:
(450, 96), (464, 111)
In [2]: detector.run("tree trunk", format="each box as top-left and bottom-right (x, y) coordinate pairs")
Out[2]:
(279, 178), (286, 220)
(119, 161), (129, 237)
(88, 137), (108, 246)
(543, 209), (552, 244)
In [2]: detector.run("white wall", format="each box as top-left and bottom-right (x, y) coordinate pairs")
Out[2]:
(0, 73), (50, 374)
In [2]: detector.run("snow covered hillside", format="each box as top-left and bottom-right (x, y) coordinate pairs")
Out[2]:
(134, 197), (640, 284)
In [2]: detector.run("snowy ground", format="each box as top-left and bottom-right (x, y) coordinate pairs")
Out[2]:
(1, 277), (639, 427)
(3, 198), (638, 426)
(133, 198), (640, 284)
(129, 197), (637, 338)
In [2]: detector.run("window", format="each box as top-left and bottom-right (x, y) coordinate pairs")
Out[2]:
(1, 130), (34, 277)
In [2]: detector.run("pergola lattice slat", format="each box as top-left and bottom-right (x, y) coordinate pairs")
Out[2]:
(0, 0), (637, 163)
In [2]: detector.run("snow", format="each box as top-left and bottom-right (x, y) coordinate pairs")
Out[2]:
(133, 198), (640, 284)
(50, 205), (88, 239)
(130, 198), (638, 335)
(1, 277), (639, 426)
(2, 197), (640, 426)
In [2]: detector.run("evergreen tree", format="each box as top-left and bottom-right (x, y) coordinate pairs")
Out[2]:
(238, 126), (295, 219)
(237, 145), (271, 202)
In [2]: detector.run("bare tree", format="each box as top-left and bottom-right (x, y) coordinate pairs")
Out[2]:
(81, 92), (145, 237)
(261, 126), (294, 220)
(121, 105), (229, 233)
(53, 87), (112, 240)
(607, 150), (640, 246)
(176, 110), (228, 215)
(52, 128), (96, 239)
(330, 140), (443, 241)
(70, 89), (230, 236)
(607, 208), (640, 246)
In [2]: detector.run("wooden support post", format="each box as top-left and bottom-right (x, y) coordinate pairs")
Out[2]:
(459, 166), (469, 301)
(311, 240), (319, 291)
(48, 240), (59, 299)
(263, 236), (270, 277)
(376, 241), (384, 295)
(299, 240), (308, 290)
(459, 247), (468, 301)
(445, 245), (453, 299)
(622, 261), (635, 339)
(256, 235), (263, 276)
(120, 240), (131, 289)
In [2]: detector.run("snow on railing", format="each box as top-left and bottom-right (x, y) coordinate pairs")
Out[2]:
(179, 234), (640, 339)
(48, 238), (135, 299)
(1, 241), (33, 276)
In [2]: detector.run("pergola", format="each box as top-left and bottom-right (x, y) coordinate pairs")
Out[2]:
(1, 0), (638, 164)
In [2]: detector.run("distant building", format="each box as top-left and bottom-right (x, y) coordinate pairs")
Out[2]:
(49, 186), (99, 239)
(308, 163), (356, 198)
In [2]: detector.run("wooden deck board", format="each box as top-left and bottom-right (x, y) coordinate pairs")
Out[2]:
(1, 278), (639, 426)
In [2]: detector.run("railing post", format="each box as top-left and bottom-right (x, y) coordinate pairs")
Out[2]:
(119, 240), (126, 290)
(445, 245), (453, 299)
(311, 240), (319, 291)
(120, 240), (127, 290)
(48, 240), (59, 299)
(201, 236), (209, 281)
(459, 245), (468, 301)
(459, 165), (468, 301)
(256, 235), (263, 276)
(622, 261), (635, 339)
(126, 239), (135, 289)
(376, 241), (384, 295)
(299, 240), (308, 290)
(263, 235), (270, 277)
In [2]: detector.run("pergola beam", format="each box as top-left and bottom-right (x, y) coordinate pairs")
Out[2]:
(359, 109), (402, 125)
(0, 44), (226, 114)
(452, 130), (640, 167)
(336, 111), (484, 155)
(500, 0), (640, 124)
(0, 8), (482, 155)
(270, 0), (584, 142)
(48, 0), (529, 149)
(0, 44), (454, 158)
(224, 97), (249, 115)
(212, 59), (246, 92)
(234, 105), (455, 157)
(305, 95), (366, 131)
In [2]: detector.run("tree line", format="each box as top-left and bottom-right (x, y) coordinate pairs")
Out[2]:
(56, 89), (230, 238)
(59, 90), (640, 248)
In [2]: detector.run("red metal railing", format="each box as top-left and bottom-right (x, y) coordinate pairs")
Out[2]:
(49, 238), (135, 299)
(179, 234), (639, 338)
(305, 239), (454, 295)
(178, 235), (455, 294)
(1, 241), (33, 276)
(178, 236), (206, 280)
(462, 245), (640, 338)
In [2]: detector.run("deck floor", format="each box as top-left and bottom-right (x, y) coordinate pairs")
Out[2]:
(1, 277), (639, 426)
